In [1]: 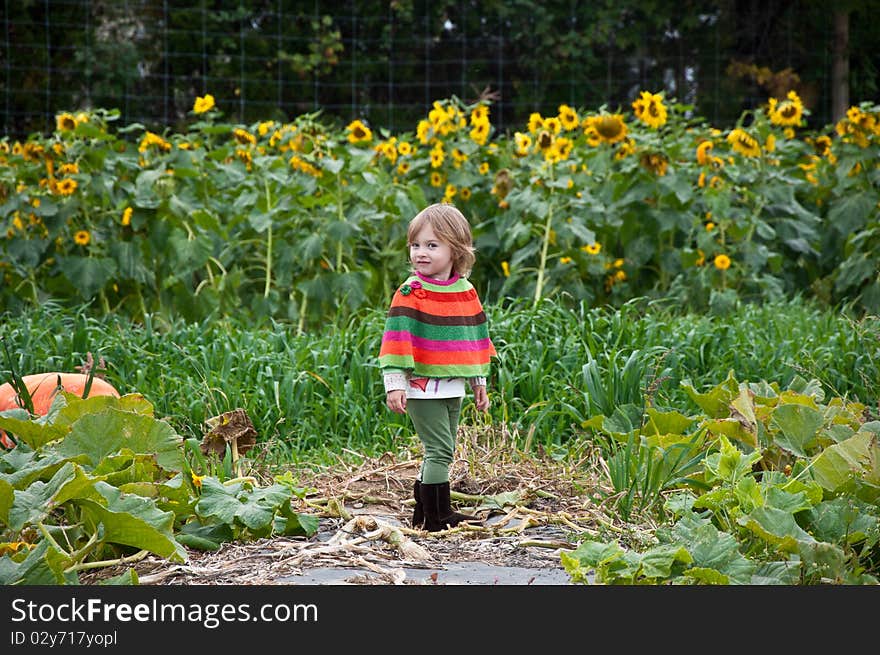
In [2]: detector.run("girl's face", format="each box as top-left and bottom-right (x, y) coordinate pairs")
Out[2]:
(409, 223), (454, 280)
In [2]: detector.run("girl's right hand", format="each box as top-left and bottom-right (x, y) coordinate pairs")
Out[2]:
(386, 390), (407, 414)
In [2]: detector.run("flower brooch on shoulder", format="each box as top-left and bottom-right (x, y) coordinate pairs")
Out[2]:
(400, 279), (426, 298)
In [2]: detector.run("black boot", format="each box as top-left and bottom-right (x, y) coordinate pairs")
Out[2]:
(419, 481), (476, 532)
(411, 480), (424, 529)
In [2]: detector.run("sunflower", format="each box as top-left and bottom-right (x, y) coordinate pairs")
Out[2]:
(558, 104), (579, 131)
(527, 112), (544, 134)
(546, 137), (573, 163)
(726, 128), (761, 157)
(193, 94), (215, 114)
(459, 187), (472, 201)
(470, 104), (489, 125)
(429, 145), (445, 168)
(345, 119), (372, 144)
(233, 128), (256, 145)
(416, 120), (432, 145)
(501, 261), (510, 277)
(696, 140), (714, 165)
(376, 139), (398, 164)
(581, 242), (601, 255)
(544, 117), (562, 135)
(479, 162), (490, 175)
(396, 162), (410, 176)
(767, 90), (804, 127)
(74, 230), (91, 246)
(55, 112), (77, 132)
(639, 152), (668, 176)
(122, 207), (133, 226)
(810, 135), (832, 157)
(587, 114), (628, 144)
(469, 121), (490, 146)
(713, 254), (731, 271)
(54, 178), (78, 195)
(514, 132), (531, 156)
(139, 131), (171, 153)
(536, 130), (554, 152)
(430, 171), (444, 187)
(397, 141), (412, 156)
(632, 91), (668, 128)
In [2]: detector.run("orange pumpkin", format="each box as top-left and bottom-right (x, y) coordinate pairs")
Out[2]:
(0, 372), (121, 448)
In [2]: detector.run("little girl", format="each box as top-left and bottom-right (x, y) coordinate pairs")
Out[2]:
(378, 202), (496, 532)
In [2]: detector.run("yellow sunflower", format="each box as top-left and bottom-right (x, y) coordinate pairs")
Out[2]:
(233, 128), (256, 145)
(632, 91), (668, 128)
(544, 117), (562, 135)
(581, 242), (601, 255)
(54, 178), (78, 195)
(74, 230), (91, 246)
(727, 128), (761, 157)
(514, 132), (531, 156)
(767, 90), (804, 127)
(122, 207), (133, 226)
(345, 119), (373, 144)
(587, 114), (628, 144)
(469, 121), (490, 146)
(527, 112), (544, 134)
(193, 94), (215, 114)
(696, 140), (714, 165)
(558, 104), (579, 131)
(429, 145), (445, 168)
(470, 105), (489, 125)
(713, 254), (731, 270)
(55, 112), (78, 132)
(639, 152), (668, 176)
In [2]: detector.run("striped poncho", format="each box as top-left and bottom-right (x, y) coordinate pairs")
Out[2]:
(378, 272), (496, 378)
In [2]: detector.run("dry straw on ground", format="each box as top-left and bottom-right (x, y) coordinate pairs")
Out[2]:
(85, 421), (656, 585)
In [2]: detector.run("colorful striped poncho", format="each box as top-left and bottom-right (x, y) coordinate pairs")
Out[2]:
(378, 272), (496, 378)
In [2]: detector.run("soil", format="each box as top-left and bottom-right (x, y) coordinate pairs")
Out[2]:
(84, 424), (614, 586)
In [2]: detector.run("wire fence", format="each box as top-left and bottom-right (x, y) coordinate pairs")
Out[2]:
(0, 0), (852, 141)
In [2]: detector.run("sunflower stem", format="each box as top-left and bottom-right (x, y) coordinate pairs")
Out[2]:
(263, 178), (273, 298)
(534, 165), (555, 306)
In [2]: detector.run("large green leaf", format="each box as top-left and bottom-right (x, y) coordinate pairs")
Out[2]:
(810, 430), (875, 492)
(77, 481), (187, 562)
(57, 408), (184, 473)
(827, 191), (876, 235)
(681, 370), (739, 418)
(56, 255), (118, 299)
(0, 411), (69, 451)
(0, 446), (88, 489)
(738, 506), (816, 553)
(7, 462), (102, 530)
(195, 478), (298, 537)
(274, 500), (321, 537)
(770, 403), (824, 457)
(0, 478), (12, 525)
(804, 497), (878, 546)
(0, 540), (74, 585)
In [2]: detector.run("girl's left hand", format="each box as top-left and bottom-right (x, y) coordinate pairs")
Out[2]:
(473, 385), (490, 412)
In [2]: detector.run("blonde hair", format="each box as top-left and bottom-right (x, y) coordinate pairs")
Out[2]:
(407, 203), (476, 277)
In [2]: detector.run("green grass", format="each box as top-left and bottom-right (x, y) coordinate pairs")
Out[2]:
(2, 295), (878, 466)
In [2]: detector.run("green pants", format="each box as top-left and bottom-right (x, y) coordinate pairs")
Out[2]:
(407, 397), (462, 484)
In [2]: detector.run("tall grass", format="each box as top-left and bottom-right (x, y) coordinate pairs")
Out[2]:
(1, 296), (878, 466)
